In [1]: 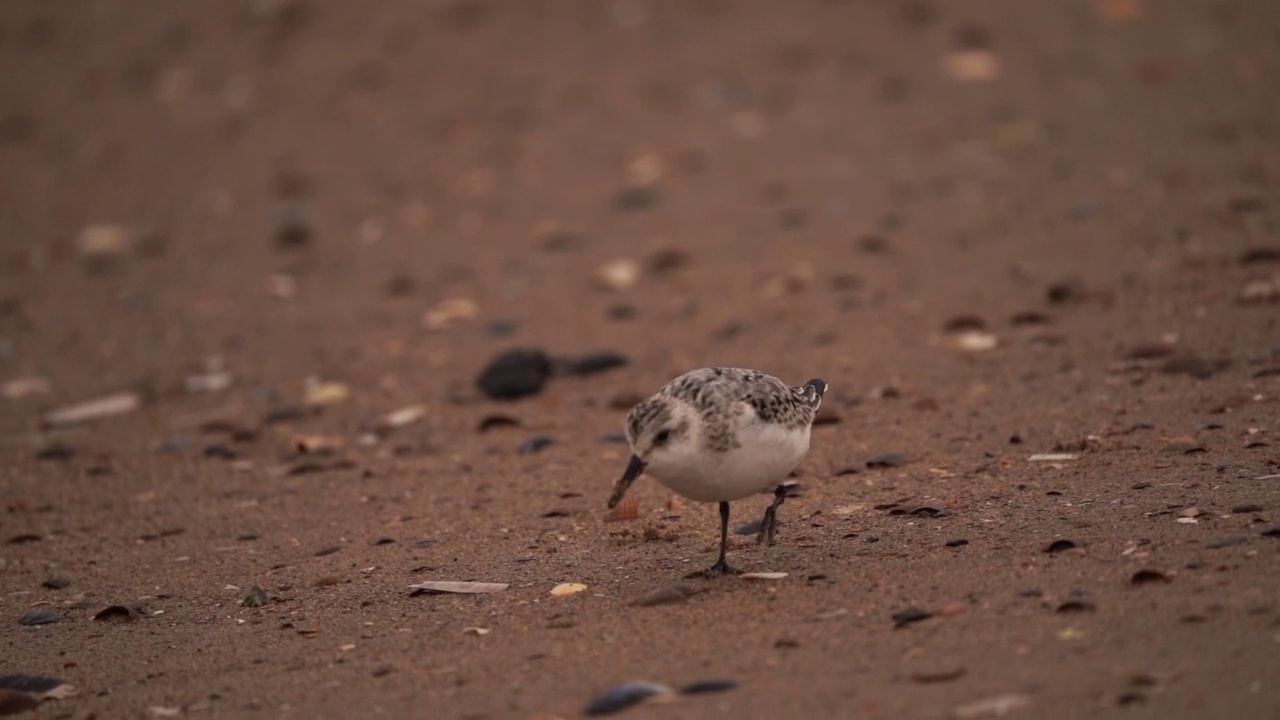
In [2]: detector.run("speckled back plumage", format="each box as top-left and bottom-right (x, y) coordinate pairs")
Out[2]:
(628, 367), (824, 453)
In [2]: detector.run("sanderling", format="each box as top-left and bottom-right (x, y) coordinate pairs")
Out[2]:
(608, 367), (827, 577)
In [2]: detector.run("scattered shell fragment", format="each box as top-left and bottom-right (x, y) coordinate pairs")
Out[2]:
(741, 572), (788, 581)
(953, 330), (999, 351)
(1238, 276), (1280, 304)
(304, 378), (350, 406)
(293, 434), (345, 455)
(18, 609), (64, 626)
(604, 496), (639, 522)
(184, 371), (232, 394)
(93, 605), (142, 623)
(953, 693), (1031, 718)
(462, 626), (491, 636)
(594, 259), (641, 291)
(634, 584), (702, 607)
(942, 50), (1002, 81)
(550, 582), (588, 597)
(242, 586), (269, 608)
(2, 376), (51, 400)
(77, 224), (133, 256)
(423, 298), (479, 330)
(1029, 453), (1078, 462)
(584, 682), (673, 716)
(379, 404), (427, 430)
(266, 273), (297, 299)
(627, 151), (664, 186)
(0, 674), (76, 701)
(44, 392), (140, 427)
(408, 581), (508, 595)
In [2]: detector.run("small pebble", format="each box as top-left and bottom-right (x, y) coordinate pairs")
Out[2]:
(18, 609), (64, 626)
(517, 436), (555, 455)
(584, 682), (672, 716)
(476, 349), (553, 400)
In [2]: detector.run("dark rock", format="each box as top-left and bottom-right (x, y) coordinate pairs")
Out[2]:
(1131, 569), (1171, 585)
(92, 605), (141, 622)
(1045, 539), (1078, 553)
(559, 351), (630, 377)
(476, 349), (553, 400)
(34, 441), (75, 461)
(517, 436), (555, 455)
(679, 679), (739, 696)
(585, 682), (672, 716)
(477, 414), (520, 433)
(1239, 246), (1280, 265)
(866, 453), (906, 469)
(945, 538), (969, 547)
(17, 609), (63, 626)
(892, 607), (933, 628)
(614, 186), (660, 212)
(41, 577), (71, 590)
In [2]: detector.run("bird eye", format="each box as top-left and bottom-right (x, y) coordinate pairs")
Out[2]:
(653, 428), (672, 446)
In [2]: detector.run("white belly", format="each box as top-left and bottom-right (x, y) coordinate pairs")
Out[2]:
(648, 423), (810, 503)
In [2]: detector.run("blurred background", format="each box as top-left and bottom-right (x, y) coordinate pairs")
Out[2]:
(4, 0), (1275, 415)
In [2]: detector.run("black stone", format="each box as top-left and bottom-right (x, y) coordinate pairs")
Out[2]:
(476, 349), (553, 400)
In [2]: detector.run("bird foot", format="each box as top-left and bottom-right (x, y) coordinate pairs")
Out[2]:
(685, 561), (741, 579)
(757, 508), (779, 546)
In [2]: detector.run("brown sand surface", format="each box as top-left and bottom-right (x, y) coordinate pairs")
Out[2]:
(2, 1), (1279, 718)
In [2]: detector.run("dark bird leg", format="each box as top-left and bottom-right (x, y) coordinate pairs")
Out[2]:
(687, 501), (739, 578)
(758, 485), (789, 546)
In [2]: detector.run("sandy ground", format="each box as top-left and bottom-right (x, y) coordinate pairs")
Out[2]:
(3, 1), (1279, 718)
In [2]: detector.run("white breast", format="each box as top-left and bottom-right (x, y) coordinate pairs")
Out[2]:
(648, 419), (811, 503)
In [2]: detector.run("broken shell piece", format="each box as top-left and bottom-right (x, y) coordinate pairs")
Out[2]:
(184, 371), (232, 394)
(378, 404), (427, 431)
(293, 435), (346, 455)
(584, 682), (674, 716)
(550, 582), (588, 597)
(2, 376), (51, 400)
(953, 331), (998, 351)
(408, 581), (508, 595)
(604, 496), (639, 522)
(423, 298), (479, 330)
(594, 259), (641, 291)
(43, 392), (140, 427)
(942, 50), (1002, 82)
(77, 224), (133, 257)
(266, 273), (297, 299)
(741, 572), (788, 581)
(304, 378), (349, 406)
(1028, 453), (1079, 462)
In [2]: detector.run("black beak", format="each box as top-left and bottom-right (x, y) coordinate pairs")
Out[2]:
(607, 454), (646, 508)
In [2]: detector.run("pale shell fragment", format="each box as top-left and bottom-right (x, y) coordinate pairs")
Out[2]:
(550, 582), (588, 597)
(408, 581), (509, 595)
(44, 392), (140, 427)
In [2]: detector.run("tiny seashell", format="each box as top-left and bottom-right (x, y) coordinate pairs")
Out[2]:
(408, 581), (509, 595)
(584, 681), (673, 716)
(741, 572), (788, 581)
(665, 495), (684, 512)
(550, 582), (588, 597)
(604, 496), (639, 522)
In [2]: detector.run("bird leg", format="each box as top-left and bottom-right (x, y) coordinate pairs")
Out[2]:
(757, 484), (789, 546)
(686, 501), (740, 578)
